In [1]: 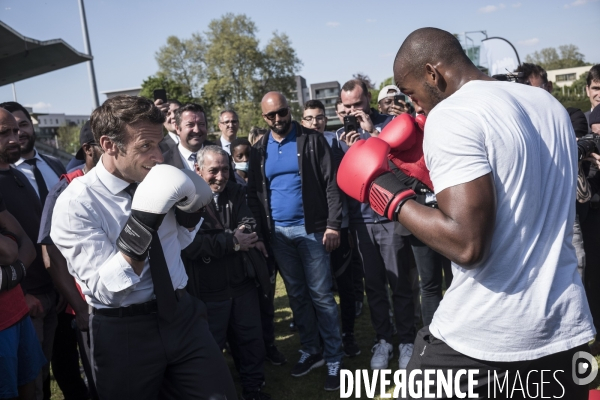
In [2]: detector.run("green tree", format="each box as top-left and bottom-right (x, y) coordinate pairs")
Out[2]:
(525, 44), (589, 70)
(56, 124), (82, 155)
(154, 34), (205, 98)
(139, 74), (200, 105)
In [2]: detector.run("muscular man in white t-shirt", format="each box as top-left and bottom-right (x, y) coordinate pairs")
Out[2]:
(338, 28), (595, 398)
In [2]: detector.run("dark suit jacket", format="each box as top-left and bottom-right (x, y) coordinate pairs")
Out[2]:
(159, 134), (178, 155)
(161, 140), (214, 169)
(38, 151), (67, 177)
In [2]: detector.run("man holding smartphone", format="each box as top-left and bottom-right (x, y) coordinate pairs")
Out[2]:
(377, 85), (412, 116)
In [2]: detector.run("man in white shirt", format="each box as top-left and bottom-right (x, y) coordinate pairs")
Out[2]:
(338, 28), (595, 398)
(217, 109), (239, 155)
(50, 95), (236, 399)
(162, 103), (210, 170)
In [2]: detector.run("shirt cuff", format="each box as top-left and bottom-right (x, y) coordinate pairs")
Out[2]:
(98, 252), (141, 292)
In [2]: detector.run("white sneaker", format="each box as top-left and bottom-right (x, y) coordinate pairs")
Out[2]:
(399, 343), (414, 369)
(370, 339), (393, 369)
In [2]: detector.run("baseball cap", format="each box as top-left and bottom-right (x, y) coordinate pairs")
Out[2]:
(75, 120), (94, 160)
(377, 85), (402, 103)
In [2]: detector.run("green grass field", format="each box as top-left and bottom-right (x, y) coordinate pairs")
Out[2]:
(50, 274), (600, 399)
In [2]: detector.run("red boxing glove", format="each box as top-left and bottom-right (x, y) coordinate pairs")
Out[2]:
(379, 113), (433, 191)
(337, 138), (417, 220)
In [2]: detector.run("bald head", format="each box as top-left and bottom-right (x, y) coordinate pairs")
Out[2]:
(394, 28), (473, 81)
(392, 27), (489, 115)
(0, 107), (16, 122)
(261, 92), (288, 113)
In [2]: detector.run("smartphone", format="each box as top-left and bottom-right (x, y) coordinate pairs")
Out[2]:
(393, 94), (406, 107)
(153, 89), (167, 102)
(343, 115), (359, 133)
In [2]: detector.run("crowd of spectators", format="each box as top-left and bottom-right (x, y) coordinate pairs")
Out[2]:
(0, 35), (599, 400)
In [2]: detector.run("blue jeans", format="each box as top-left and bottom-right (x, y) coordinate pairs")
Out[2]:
(271, 225), (344, 363)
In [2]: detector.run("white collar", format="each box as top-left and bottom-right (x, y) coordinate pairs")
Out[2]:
(95, 155), (132, 195)
(14, 148), (43, 166)
(178, 142), (195, 160)
(220, 136), (232, 147)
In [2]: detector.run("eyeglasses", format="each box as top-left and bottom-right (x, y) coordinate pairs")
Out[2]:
(219, 119), (239, 125)
(262, 107), (290, 121)
(302, 115), (326, 123)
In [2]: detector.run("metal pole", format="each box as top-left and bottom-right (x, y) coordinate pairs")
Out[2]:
(78, 0), (100, 110)
(11, 83), (17, 102)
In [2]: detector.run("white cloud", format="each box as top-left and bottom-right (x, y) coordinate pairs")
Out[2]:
(25, 102), (52, 111)
(478, 3), (506, 12)
(326, 21), (340, 27)
(518, 38), (540, 46)
(366, 19), (377, 23)
(512, 2), (522, 7)
(564, 0), (598, 8)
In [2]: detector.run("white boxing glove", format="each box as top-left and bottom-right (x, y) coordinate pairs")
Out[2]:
(117, 165), (197, 260)
(177, 169), (213, 213)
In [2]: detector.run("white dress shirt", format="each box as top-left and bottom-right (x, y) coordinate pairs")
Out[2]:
(168, 131), (180, 144)
(177, 143), (196, 171)
(14, 149), (60, 198)
(220, 136), (232, 155)
(50, 156), (199, 309)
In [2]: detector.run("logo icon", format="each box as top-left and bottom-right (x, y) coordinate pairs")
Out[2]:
(572, 351), (598, 385)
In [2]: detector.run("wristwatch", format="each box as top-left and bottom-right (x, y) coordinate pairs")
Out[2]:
(233, 236), (241, 252)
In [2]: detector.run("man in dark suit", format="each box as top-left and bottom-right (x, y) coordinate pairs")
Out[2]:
(585, 65), (600, 134)
(158, 99), (182, 154)
(0, 101), (65, 400)
(162, 103), (212, 170)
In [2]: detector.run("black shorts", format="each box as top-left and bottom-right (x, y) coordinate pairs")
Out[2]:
(403, 326), (590, 399)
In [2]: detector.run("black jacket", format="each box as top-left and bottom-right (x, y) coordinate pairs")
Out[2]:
(181, 181), (256, 302)
(247, 121), (342, 240)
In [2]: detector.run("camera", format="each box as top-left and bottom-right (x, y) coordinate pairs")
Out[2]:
(577, 134), (600, 161)
(343, 115), (359, 133)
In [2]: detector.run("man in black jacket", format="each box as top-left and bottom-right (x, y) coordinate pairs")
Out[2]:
(182, 145), (269, 400)
(247, 92), (344, 391)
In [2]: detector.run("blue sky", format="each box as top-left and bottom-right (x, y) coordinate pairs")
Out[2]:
(0, 0), (599, 115)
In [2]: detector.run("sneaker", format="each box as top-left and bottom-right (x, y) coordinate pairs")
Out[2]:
(399, 343), (414, 369)
(342, 332), (361, 357)
(324, 361), (342, 391)
(265, 344), (287, 365)
(290, 350), (325, 377)
(355, 301), (363, 317)
(371, 339), (393, 370)
(242, 389), (272, 400)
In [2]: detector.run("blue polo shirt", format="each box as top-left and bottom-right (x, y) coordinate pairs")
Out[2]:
(265, 125), (305, 227)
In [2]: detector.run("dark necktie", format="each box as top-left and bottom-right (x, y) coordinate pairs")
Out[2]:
(23, 158), (48, 206)
(124, 183), (176, 323)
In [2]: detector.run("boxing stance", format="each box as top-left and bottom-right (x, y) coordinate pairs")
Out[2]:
(338, 28), (594, 399)
(51, 96), (238, 400)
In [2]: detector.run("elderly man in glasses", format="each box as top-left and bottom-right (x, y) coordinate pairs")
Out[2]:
(247, 92), (344, 391)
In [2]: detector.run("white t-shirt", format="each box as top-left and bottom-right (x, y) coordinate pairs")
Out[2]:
(425, 80), (595, 362)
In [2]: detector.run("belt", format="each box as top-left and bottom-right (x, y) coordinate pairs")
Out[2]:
(92, 288), (187, 317)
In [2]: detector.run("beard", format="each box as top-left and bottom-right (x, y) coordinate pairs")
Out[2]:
(0, 145), (21, 164)
(270, 118), (291, 135)
(422, 81), (446, 112)
(19, 133), (36, 154)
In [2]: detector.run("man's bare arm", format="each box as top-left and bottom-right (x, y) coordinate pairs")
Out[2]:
(0, 209), (36, 267)
(397, 173), (496, 268)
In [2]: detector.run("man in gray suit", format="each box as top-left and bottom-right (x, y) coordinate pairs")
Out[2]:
(162, 103), (212, 170)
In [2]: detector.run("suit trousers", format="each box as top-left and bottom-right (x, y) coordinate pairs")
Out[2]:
(89, 291), (237, 400)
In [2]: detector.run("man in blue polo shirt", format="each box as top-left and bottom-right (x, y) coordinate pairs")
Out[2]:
(247, 92), (344, 391)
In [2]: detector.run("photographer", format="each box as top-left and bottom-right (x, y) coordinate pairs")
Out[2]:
(377, 85), (414, 116)
(181, 145), (270, 400)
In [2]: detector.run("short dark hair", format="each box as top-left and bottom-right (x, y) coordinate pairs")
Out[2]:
(586, 65), (600, 87)
(174, 103), (205, 129)
(341, 79), (369, 95)
(515, 63), (548, 84)
(304, 100), (325, 113)
(219, 109), (238, 121)
(167, 99), (182, 107)
(230, 138), (251, 151)
(90, 95), (164, 152)
(0, 101), (32, 122)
